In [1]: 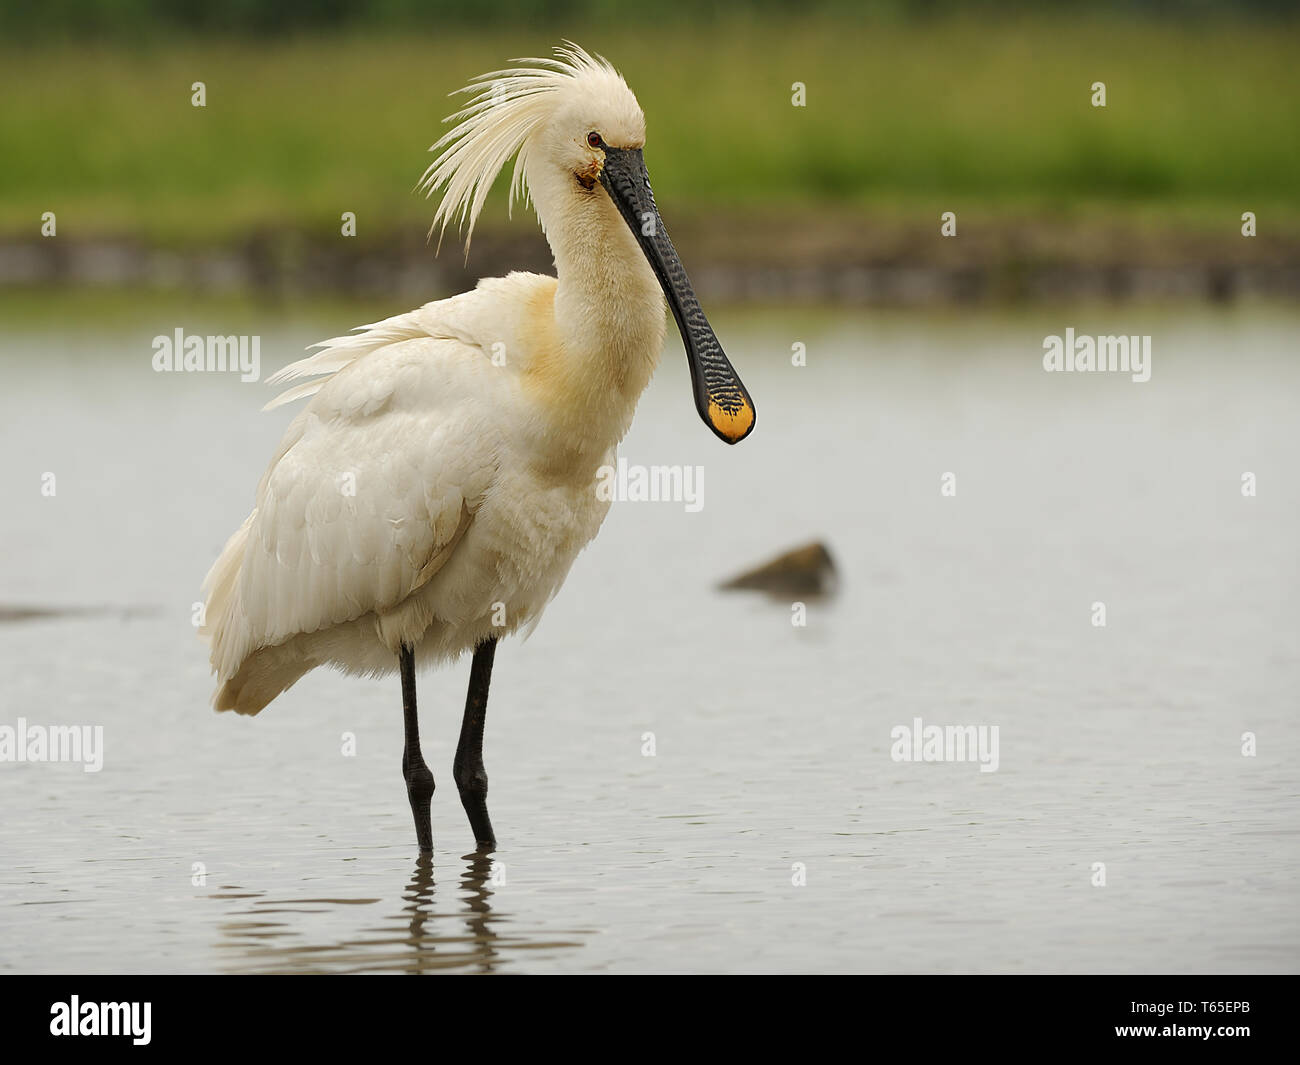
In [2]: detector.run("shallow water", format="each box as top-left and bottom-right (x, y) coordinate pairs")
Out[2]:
(1, 299), (1297, 973)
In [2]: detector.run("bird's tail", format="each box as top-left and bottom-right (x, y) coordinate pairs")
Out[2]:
(200, 512), (315, 715)
(200, 510), (251, 659)
(200, 514), (256, 712)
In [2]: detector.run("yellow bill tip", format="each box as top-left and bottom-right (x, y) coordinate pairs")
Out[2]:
(707, 398), (755, 444)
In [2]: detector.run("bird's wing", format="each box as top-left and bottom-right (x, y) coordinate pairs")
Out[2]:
(235, 333), (506, 652)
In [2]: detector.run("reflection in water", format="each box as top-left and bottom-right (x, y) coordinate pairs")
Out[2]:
(456, 851), (498, 975)
(213, 851), (586, 974)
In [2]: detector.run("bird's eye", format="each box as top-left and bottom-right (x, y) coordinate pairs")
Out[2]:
(587, 131), (603, 149)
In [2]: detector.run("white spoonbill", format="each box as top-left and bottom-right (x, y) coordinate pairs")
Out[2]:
(201, 43), (755, 853)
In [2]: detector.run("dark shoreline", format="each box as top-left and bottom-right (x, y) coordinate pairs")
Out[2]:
(4, 219), (1298, 305)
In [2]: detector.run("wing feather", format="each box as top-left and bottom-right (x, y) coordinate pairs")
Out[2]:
(236, 335), (503, 652)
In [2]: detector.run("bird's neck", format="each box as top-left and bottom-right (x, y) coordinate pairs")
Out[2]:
(524, 174), (667, 473)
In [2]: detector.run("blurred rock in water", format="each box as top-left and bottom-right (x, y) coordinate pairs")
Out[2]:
(718, 542), (838, 599)
(0, 604), (160, 624)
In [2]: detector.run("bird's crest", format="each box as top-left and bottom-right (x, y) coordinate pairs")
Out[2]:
(417, 42), (629, 253)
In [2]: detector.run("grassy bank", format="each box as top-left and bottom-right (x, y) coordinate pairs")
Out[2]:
(2, 14), (1297, 245)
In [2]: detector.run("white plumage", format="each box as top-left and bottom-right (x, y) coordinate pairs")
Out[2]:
(204, 272), (622, 713)
(201, 43), (753, 723)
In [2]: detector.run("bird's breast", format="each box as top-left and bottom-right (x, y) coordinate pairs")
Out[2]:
(423, 449), (613, 636)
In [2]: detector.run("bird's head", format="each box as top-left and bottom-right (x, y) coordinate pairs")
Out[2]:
(419, 43), (754, 446)
(535, 74), (647, 191)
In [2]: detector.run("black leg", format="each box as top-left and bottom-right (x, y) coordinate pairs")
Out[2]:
(400, 644), (434, 853)
(454, 637), (498, 847)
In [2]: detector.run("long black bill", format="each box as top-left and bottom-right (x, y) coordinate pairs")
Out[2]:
(599, 147), (755, 444)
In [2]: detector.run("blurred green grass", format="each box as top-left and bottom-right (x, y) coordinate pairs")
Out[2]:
(2, 13), (1297, 243)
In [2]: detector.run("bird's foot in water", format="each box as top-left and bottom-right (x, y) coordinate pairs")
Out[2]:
(403, 758), (435, 852)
